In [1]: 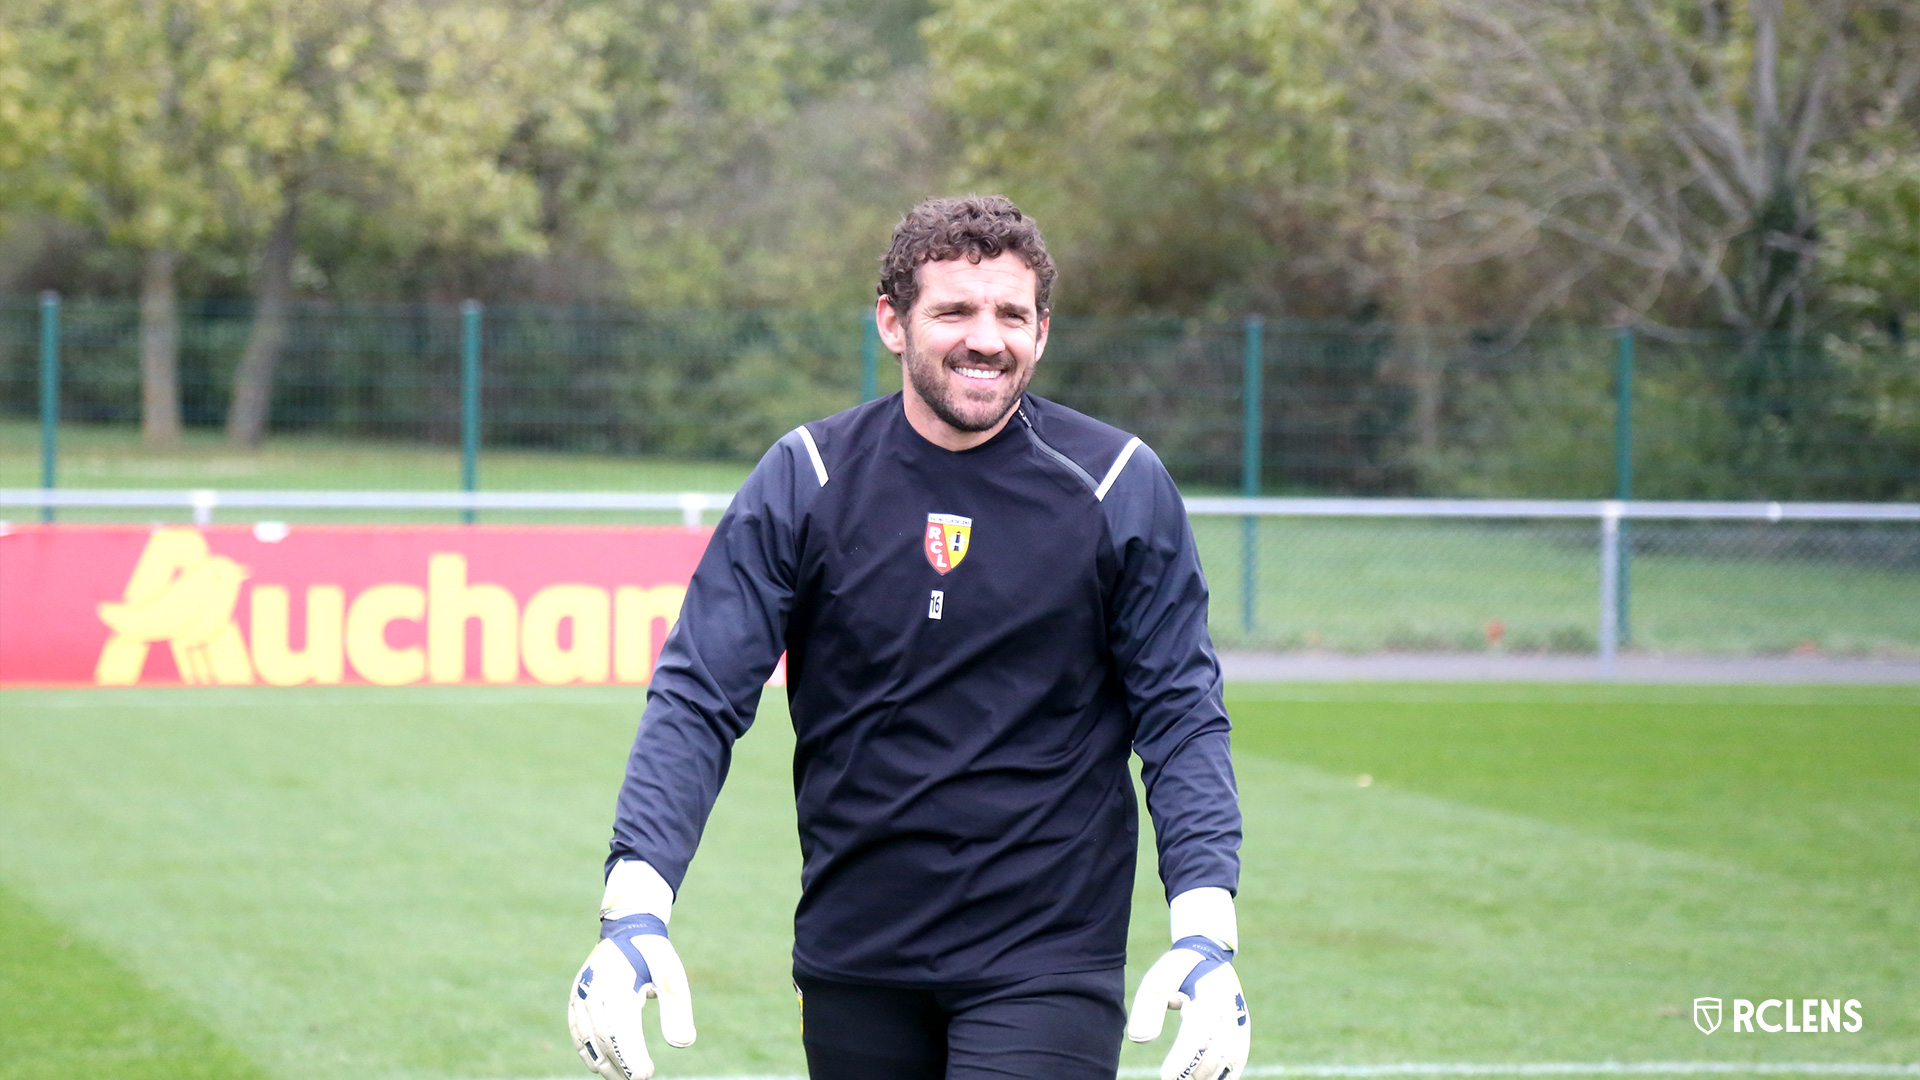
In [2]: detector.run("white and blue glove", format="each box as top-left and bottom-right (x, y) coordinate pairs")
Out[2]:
(1127, 887), (1250, 1080)
(568, 861), (696, 1080)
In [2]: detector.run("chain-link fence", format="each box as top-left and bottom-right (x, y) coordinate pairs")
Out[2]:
(5, 297), (1917, 658)
(0, 300), (872, 459)
(5, 298), (1917, 499)
(1196, 513), (1920, 656)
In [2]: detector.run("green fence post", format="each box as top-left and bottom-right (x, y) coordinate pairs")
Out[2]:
(1614, 327), (1634, 645)
(461, 299), (481, 525)
(39, 291), (60, 523)
(1242, 315), (1264, 636)
(861, 314), (880, 402)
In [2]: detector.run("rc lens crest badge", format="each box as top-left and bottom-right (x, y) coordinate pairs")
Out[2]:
(924, 513), (972, 574)
(1695, 998), (1722, 1034)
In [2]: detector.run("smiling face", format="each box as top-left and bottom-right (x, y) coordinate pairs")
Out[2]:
(877, 253), (1049, 451)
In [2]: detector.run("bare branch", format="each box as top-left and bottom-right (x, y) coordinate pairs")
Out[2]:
(1786, 32), (1843, 181)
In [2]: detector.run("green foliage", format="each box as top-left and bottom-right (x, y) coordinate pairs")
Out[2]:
(1411, 332), (1637, 500)
(0, 0), (245, 253)
(6, 0), (1915, 338)
(1816, 128), (1920, 328)
(1824, 331), (1920, 487)
(0, 0), (604, 279)
(1415, 330), (1920, 502)
(568, 0), (940, 310)
(0, 299), (870, 461)
(1032, 316), (1249, 483)
(925, 0), (1352, 314)
(3, 0), (1916, 469)
(481, 308), (867, 458)
(2, 296), (1909, 498)
(700, 337), (869, 456)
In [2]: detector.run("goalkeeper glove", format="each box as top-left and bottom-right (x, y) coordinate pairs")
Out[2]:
(568, 860), (696, 1080)
(1126, 886), (1250, 1080)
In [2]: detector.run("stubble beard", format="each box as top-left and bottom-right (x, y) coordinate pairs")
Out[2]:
(901, 328), (1034, 435)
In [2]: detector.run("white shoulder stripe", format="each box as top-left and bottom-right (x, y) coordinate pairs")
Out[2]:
(1093, 437), (1143, 501)
(795, 425), (829, 487)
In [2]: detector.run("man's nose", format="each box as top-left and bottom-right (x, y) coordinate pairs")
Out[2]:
(963, 313), (1009, 356)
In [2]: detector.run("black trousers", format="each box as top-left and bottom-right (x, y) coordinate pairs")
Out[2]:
(794, 967), (1126, 1080)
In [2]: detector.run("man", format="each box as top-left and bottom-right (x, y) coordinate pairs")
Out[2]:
(568, 195), (1247, 1080)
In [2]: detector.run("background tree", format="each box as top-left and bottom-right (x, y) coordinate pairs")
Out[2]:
(1, 0), (269, 447)
(555, 0), (942, 311)
(1, 0), (603, 448)
(925, 0), (1355, 316)
(5, 0), (1916, 355)
(1361, 0), (1920, 342)
(214, 0), (605, 447)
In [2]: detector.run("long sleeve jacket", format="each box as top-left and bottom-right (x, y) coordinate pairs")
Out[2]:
(609, 393), (1240, 986)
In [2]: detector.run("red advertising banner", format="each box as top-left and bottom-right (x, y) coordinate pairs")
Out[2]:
(0, 524), (728, 688)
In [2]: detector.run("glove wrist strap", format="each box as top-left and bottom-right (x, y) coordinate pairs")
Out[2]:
(1172, 934), (1234, 963)
(1170, 935), (1236, 1000)
(601, 913), (668, 940)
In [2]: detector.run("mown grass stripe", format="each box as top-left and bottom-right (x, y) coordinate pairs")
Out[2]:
(0, 879), (269, 1080)
(1220, 1066), (1920, 1078)
(481, 1067), (1920, 1080)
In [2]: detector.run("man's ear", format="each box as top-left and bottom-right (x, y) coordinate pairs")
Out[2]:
(876, 297), (906, 356)
(1034, 311), (1049, 362)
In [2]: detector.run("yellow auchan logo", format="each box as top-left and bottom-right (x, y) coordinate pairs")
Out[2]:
(94, 528), (686, 687)
(96, 529), (253, 685)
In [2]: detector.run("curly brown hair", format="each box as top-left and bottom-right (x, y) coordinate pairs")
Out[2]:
(878, 195), (1056, 317)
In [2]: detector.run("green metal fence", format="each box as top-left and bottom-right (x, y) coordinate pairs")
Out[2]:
(5, 296), (1918, 657)
(4, 296), (1917, 501)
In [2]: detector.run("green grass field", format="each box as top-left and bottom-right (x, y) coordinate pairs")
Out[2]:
(7, 420), (1919, 656)
(2, 683), (1914, 1080)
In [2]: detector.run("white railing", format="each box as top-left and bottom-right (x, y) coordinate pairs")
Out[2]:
(5, 489), (1918, 672)
(1183, 496), (1920, 522)
(0, 487), (737, 528)
(1183, 497), (1920, 672)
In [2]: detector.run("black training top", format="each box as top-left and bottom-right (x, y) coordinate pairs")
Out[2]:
(608, 392), (1240, 987)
